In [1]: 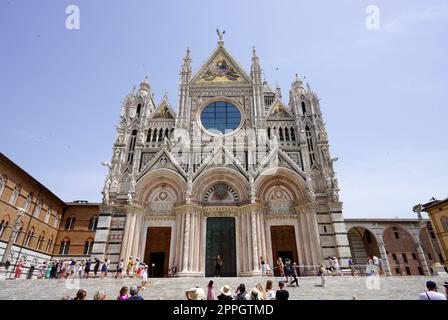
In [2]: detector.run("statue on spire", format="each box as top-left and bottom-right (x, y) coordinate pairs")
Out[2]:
(216, 29), (225, 44)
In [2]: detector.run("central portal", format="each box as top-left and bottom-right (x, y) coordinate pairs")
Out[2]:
(205, 217), (237, 277)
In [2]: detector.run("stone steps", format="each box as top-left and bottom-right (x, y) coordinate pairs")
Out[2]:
(0, 276), (446, 300)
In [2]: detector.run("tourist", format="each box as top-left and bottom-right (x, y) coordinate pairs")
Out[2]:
(277, 257), (285, 278)
(290, 262), (299, 287)
(265, 280), (276, 300)
(185, 287), (205, 300)
(45, 261), (52, 279)
(250, 287), (260, 300)
(60, 260), (67, 279)
(319, 263), (327, 287)
(207, 280), (217, 300)
(328, 256), (335, 275)
(333, 257), (342, 276)
(372, 255), (379, 275)
(443, 281), (448, 297)
(126, 257), (133, 277)
(256, 283), (267, 300)
(141, 263), (148, 289)
(217, 285), (233, 300)
(260, 256), (266, 276)
(171, 264), (177, 276)
(117, 286), (129, 300)
(366, 256), (374, 276)
(38, 262), (46, 279)
(168, 267), (172, 277)
(275, 281), (289, 300)
(128, 285), (144, 300)
(74, 289), (87, 300)
(348, 257), (355, 276)
(15, 260), (24, 279)
(215, 254), (223, 277)
(235, 283), (249, 300)
(84, 259), (91, 279)
(93, 291), (107, 300)
(101, 257), (110, 278)
(93, 258), (101, 277)
(77, 261), (84, 279)
(116, 259), (124, 278)
(135, 258), (141, 277)
(418, 281), (447, 300)
(284, 258), (291, 283)
(50, 260), (58, 279)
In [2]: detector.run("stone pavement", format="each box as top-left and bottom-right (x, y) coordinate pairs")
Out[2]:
(0, 275), (447, 300)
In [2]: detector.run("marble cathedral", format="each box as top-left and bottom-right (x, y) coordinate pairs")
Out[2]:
(92, 34), (351, 277)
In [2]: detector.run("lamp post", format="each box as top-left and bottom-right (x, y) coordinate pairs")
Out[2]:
(0, 208), (25, 280)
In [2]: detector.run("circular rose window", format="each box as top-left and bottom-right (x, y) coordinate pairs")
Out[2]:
(200, 101), (241, 135)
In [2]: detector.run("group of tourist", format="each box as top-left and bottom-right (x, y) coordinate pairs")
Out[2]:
(62, 285), (144, 300)
(34, 257), (112, 279)
(186, 279), (290, 300)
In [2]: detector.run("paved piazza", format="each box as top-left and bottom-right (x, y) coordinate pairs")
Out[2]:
(0, 276), (446, 300)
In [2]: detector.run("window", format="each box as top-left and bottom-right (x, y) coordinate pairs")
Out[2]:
(64, 217), (76, 230)
(24, 227), (34, 247)
(83, 240), (94, 254)
(305, 126), (316, 165)
(0, 174), (7, 198)
(290, 128), (296, 141)
(0, 219), (8, 237)
(36, 232), (45, 251)
(200, 102), (241, 134)
(59, 239), (70, 255)
(9, 184), (21, 206)
(136, 103), (142, 118)
(412, 253), (417, 260)
(33, 199), (42, 217)
(44, 207), (51, 224)
(88, 216), (98, 230)
(13, 226), (23, 243)
(402, 253), (408, 263)
(127, 130), (138, 164)
(46, 235), (53, 253)
(392, 253), (397, 261)
(441, 216), (448, 232)
(394, 232), (400, 239)
(395, 268), (400, 274)
(405, 266), (411, 275)
(301, 101), (306, 115)
(23, 193), (32, 212)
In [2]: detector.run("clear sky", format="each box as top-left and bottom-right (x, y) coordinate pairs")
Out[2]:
(0, 0), (447, 218)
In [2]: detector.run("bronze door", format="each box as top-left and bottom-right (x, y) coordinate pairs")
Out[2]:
(206, 217), (236, 277)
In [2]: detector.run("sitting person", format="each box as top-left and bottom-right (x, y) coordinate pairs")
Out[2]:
(275, 281), (289, 301)
(217, 285), (233, 300)
(418, 281), (446, 300)
(128, 285), (144, 300)
(185, 287), (205, 300)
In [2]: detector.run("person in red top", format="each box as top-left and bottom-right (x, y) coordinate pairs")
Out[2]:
(15, 260), (24, 279)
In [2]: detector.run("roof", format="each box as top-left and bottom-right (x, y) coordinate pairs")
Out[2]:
(0, 152), (65, 206)
(421, 197), (448, 211)
(344, 218), (429, 223)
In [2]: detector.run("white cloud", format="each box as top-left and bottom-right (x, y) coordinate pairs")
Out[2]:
(382, 4), (448, 32)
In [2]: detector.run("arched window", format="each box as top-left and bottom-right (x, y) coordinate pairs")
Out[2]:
(136, 103), (142, 118)
(267, 127), (271, 139)
(36, 231), (45, 250)
(442, 216), (448, 232)
(23, 193), (33, 212)
(46, 235), (54, 253)
(24, 226), (35, 247)
(290, 127), (296, 141)
(301, 101), (306, 115)
(9, 184), (21, 206)
(88, 216), (98, 230)
(64, 217), (76, 230)
(305, 125), (316, 165)
(83, 239), (94, 254)
(0, 174), (7, 198)
(146, 128), (152, 142)
(59, 239), (70, 255)
(0, 219), (8, 238)
(127, 129), (138, 164)
(33, 199), (42, 217)
(279, 128), (284, 141)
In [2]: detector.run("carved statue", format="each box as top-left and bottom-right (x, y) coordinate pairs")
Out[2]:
(130, 176), (136, 192)
(103, 190), (110, 205)
(111, 177), (118, 191)
(114, 148), (121, 161)
(216, 29), (225, 42)
(104, 177), (111, 192)
(127, 192), (133, 205)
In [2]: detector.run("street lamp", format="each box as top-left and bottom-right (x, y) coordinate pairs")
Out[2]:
(0, 207), (25, 280)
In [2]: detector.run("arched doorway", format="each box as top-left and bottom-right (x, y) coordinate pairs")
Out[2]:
(347, 226), (380, 265)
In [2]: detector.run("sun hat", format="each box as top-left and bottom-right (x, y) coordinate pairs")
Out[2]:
(189, 287), (205, 300)
(220, 285), (232, 296)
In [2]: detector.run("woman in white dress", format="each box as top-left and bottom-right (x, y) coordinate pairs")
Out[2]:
(140, 263), (148, 289)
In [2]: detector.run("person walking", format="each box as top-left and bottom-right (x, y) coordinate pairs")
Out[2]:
(284, 258), (292, 283)
(93, 258), (101, 278)
(141, 263), (148, 289)
(126, 257), (133, 277)
(418, 281), (446, 300)
(275, 281), (289, 300)
(215, 255), (223, 277)
(207, 280), (217, 300)
(45, 261), (52, 279)
(290, 262), (299, 287)
(333, 257), (342, 276)
(116, 259), (124, 278)
(348, 257), (356, 276)
(38, 262), (46, 279)
(101, 257), (110, 278)
(260, 256), (266, 276)
(15, 260), (24, 279)
(319, 263), (327, 287)
(84, 259), (91, 279)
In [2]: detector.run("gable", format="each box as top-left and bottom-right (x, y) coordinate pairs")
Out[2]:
(267, 99), (294, 118)
(150, 100), (175, 120)
(191, 45), (251, 85)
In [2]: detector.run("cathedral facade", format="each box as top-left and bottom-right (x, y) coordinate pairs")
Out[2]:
(92, 36), (351, 277)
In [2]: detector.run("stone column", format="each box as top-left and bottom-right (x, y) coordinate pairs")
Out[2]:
(251, 211), (260, 272)
(328, 202), (351, 268)
(377, 241), (392, 276)
(119, 210), (133, 261)
(180, 212), (190, 273)
(131, 210), (143, 260)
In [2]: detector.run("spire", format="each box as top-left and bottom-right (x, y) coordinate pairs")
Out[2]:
(181, 47), (192, 73)
(251, 46), (262, 83)
(139, 76), (151, 95)
(163, 89), (169, 101)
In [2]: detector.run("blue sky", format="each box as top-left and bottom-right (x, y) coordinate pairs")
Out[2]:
(0, 0), (447, 218)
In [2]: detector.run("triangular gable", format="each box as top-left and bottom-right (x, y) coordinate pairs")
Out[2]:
(190, 45), (252, 85)
(266, 98), (294, 118)
(193, 143), (248, 180)
(137, 148), (186, 181)
(255, 147), (306, 180)
(150, 98), (176, 120)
